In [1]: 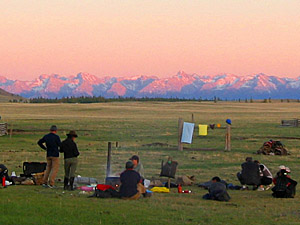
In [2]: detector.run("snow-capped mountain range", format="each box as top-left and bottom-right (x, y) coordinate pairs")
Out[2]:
(1, 71), (300, 99)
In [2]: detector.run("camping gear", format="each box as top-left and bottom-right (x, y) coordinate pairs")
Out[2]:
(178, 184), (182, 193)
(80, 186), (94, 192)
(181, 122), (195, 144)
(21, 178), (35, 185)
(32, 172), (45, 185)
(21, 162), (47, 177)
(199, 125), (208, 136)
(74, 176), (98, 187)
(2, 176), (5, 187)
(257, 140), (288, 155)
(105, 176), (120, 189)
(89, 185), (120, 198)
(160, 160), (178, 178)
(176, 175), (195, 186)
(209, 124), (215, 130)
(149, 179), (163, 187)
(150, 187), (170, 193)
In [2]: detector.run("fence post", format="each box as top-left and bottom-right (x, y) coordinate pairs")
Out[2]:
(178, 118), (183, 151)
(225, 124), (231, 151)
(106, 142), (112, 177)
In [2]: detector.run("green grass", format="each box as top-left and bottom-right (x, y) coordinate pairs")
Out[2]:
(1, 101), (300, 224)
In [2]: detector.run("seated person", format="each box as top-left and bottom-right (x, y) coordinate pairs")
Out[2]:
(254, 160), (273, 191)
(202, 177), (230, 201)
(120, 161), (145, 200)
(237, 157), (261, 190)
(130, 155), (144, 178)
(272, 169), (297, 198)
(0, 164), (9, 186)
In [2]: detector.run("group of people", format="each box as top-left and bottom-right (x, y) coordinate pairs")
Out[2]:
(202, 157), (297, 202)
(2, 127), (298, 201)
(37, 125), (80, 190)
(236, 157), (297, 198)
(37, 125), (146, 199)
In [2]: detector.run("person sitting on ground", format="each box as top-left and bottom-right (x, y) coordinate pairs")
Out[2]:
(202, 176), (230, 201)
(273, 165), (291, 184)
(272, 169), (297, 198)
(120, 161), (146, 200)
(129, 155), (144, 178)
(0, 164), (9, 186)
(237, 157), (261, 190)
(60, 131), (80, 191)
(254, 160), (273, 191)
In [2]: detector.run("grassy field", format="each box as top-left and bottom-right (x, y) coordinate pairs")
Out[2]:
(1, 101), (300, 225)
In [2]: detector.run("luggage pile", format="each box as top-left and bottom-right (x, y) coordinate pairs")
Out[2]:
(257, 140), (288, 155)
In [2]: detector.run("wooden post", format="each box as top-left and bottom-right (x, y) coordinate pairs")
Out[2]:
(106, 142), (112, 177)
(116, 142), (119, 148)
(167, 156), (172, 188)
(191, 113), (194, 123)
(10, 124), (13, 139)
(225, 124), (231, 151)
(178, 118), (183, 151)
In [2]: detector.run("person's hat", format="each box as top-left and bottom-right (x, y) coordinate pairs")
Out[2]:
(126, 161), (134, 169)
(67, 130), (78, 137)
(226, 119), (232, 125)
(50, 125), (57, 131)
(129, 155), (139, 161)
(279, 165), (286, 170)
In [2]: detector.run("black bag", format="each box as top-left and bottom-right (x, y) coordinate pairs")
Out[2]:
(160, 160), (178, 178)
(21, 162), (47, 177)
(89, 189), (120, 198)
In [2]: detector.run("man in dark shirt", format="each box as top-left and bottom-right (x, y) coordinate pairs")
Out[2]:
(60, 131), (80, 190)
(37, 125), (61, 188)
(120, 161), (143, 200)
(237, 157), (261, 190)
(203, 177), (231, 201)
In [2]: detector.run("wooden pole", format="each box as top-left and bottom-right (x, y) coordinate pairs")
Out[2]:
(191, 113), (194, 123)
(178, 118), (184, 151)
(225, 124), (231, 151)
(106, 142), (112, 177)
(116, 141), (119, 148)
(9, 124), (13, 139)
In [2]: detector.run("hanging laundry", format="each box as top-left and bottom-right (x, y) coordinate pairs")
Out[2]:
(181, 122), (195, 144)
(199, 125), (208, 136)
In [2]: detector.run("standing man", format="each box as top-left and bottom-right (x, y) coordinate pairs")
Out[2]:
(60, 131), (80, 191)
(38, 125), (61, 188)
(129, 155), (144, 179)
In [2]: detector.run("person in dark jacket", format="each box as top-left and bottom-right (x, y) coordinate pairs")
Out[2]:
(120, 161), (145, 200)
(203, 177), (231, 201)
(38, 125), (61, 188)
(272, 169), (297, 198)
(237, 157), (261, 190)
(60, 131), (80, 190)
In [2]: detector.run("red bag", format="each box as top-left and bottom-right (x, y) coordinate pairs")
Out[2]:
(96, 184), (115, 191)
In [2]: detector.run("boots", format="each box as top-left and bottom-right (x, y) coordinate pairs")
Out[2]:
(64, 177), (69, 190)
(69, 177), (75, 191)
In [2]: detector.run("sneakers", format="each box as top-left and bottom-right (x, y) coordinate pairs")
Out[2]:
(42, 184), (55, 188)
(265, 184), (273, 190)
(42, 184), (49, 188)
(258, 186), (265, 191)
(241, 185), (248, 190)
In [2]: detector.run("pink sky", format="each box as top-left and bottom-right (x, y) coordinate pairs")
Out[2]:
(1, 0), (300, 80)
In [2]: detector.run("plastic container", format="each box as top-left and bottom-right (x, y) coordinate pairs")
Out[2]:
(178, 184), (182, 193)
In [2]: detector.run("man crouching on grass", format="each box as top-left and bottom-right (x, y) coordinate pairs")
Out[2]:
(120, 161), (146, 200)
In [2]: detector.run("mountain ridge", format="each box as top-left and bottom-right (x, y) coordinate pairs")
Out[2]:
(1, 72), (300, 99)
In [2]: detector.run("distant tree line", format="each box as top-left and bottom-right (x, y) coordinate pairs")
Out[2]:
(22, 96), (300, 104)
(29, 96), (206, 103)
